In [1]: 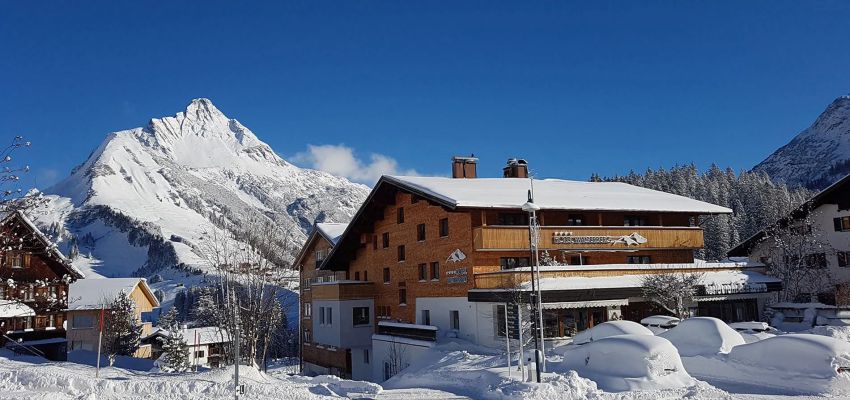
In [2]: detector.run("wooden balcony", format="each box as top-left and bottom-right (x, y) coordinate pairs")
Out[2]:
(473, 226), (704, 251)
(311, 281), (375, 301)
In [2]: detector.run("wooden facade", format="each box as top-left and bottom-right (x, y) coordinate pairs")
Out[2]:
(0, 212), (83, 360)
(473, 226), (704, 251)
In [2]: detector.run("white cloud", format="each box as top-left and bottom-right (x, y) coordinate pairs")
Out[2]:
(291, 144), (418, 184)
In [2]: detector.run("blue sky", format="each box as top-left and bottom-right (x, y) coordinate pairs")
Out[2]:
(2, 1), (850, 187)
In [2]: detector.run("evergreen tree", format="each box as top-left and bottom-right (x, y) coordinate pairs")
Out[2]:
(103, 291), (142, 366)
(594, 166), (811, 261)
(157, 321), (191, 373)
(191, 290), (219, 327)
(157, 307), (179, 329)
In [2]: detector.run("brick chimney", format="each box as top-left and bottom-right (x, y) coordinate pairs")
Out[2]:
(451, 155), (478, 178)
(503, 158), (529, 178)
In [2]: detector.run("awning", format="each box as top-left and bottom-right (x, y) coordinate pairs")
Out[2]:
(543, 299), (629, 309)
(694, 293), (773, 302)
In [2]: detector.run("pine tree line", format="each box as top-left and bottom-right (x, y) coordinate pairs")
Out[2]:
(591, 165), (812, 261)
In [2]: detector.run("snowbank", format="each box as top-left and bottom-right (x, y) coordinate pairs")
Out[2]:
(659, 317), (745, 357)
(571, 321), (653, 345)
(810, 325), (850, 343)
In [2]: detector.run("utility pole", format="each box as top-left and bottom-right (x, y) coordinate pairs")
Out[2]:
(234, 305), (241, 399)
(522, 190), (543, 383)
(96, 305), (104, 378)
(504, 303), (511, 379)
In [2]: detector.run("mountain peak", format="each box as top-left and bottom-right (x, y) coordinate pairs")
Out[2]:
(182, 98), (227, 123)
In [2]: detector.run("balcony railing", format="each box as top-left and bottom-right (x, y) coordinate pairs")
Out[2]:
(473, 226), (704, 251)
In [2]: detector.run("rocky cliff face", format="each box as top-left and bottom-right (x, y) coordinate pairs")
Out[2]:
(753, 95), (850, 190)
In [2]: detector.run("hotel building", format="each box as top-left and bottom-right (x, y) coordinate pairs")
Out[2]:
(297, 157), (781, 382)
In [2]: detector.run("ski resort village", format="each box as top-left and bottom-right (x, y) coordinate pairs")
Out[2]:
(6, 3), (850, 399)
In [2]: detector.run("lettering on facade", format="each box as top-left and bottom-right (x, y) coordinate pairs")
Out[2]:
(552, 232), (648, 246)
(446, 267), (468, 284)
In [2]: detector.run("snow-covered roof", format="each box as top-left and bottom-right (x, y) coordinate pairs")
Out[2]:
(68, 278), (158, 310)
(316, 223), (348, 245)
(0, 300), (35, 318)
(488, 269), (780, 292)
(148, 326), (230, 345)
(384, 176), (732, 214)
(378, 321), (439, 331)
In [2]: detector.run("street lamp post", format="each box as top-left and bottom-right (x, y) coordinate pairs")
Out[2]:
(522, 190), (545, 382)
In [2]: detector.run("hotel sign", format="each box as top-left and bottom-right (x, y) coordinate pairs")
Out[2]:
(446, 267), (468, 284)
(553, 232), (648, 246)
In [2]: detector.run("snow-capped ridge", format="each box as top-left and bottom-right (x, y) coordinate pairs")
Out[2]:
(753, 93), (850, 189)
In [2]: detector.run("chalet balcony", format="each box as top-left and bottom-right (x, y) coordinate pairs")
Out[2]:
(310, 281), (375, 301)
(472, 226), (704, 251)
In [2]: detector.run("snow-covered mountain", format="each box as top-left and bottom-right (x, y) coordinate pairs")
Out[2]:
(28, 98), (369, 280)
(752, 94), (850, 189)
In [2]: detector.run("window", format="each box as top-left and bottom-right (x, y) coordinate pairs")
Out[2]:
(627, 256), (651, 264)
(373, 235), (378, 250)
(48, 314), (55, 328)
(497, 213), (528, 225)
(430, 262), (440, 280)
(327, 308), (333, 325)
(319, 307), (325, 324)
(418, 263), (427, 281)
(72, 315), (94, 329)
(25, 286), (34, 301)
(383, 268), (390, 283)
(499, 257), (530, 270)
(450, 310), (460, 330)
(0, 286), (4, 300)
(835, 217), (850, 232)
(569, 255), (587, 265)
(417, 223), (426, 241)
(363, 349), (370, 364)
(439, 218), (449, 237)
(354, 271), (360, 280)
(624, 215), (648, 226)
(839, 251), (850, 268)
(364, 270), (368, 281)
(303, 329), (311, 343)
(397, 245), (406, 262)
(303, 303), (312, 318)
(353, 307), (370, 326)
(806, 253), (828, 269)
(5, 253), (22, 269)
(421, 310), (431, 325)
(398, 288), (407, 305)
(377, 305), (391, 319)
(382, 233), (390, 248)
(567, 214), (584, 226)
(397, 208), (405, 224)
(195, 350), (205, 358)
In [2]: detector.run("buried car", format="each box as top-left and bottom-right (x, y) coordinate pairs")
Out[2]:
(570, 320), (654, 345)
(697, 334), (850, 395)
(558, 334), (695, 392)
(659, 317), (745, 357)
(729, 321), (778, 343)
(640, 315), (680, 334)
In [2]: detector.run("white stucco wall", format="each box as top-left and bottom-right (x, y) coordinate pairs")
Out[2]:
(312, 299), (374, 349)
(350, 345), (372, 381)
(371, 335), (434, 383)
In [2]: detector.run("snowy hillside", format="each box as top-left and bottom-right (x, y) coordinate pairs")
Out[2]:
(753, 94), (850, 189)
(26, 98), (369, 280)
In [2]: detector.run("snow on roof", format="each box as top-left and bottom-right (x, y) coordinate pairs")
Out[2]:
(378, 321), (439, 331)
(8, 211), (85, 279)
(148, 326), (230, 345)
(0, 300), (35, 318)
(385, 176), (732, 214)
(316, 223), (348, 245)
(68, 278), (147, 310)
(499, 269), (780, 292)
